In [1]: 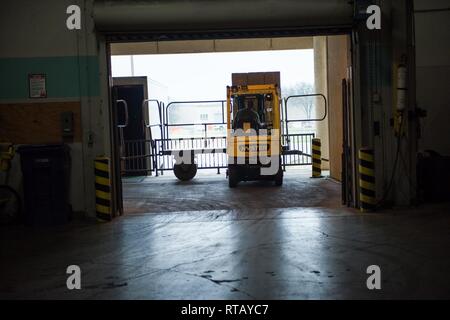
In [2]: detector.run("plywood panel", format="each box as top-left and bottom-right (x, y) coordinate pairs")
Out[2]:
(0, 101), (82, 144)
(327, 35), (348, 181)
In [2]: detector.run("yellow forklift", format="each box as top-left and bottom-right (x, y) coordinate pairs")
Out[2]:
(226, 84), (283, 187)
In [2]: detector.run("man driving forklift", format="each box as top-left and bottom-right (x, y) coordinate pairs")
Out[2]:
(227, 84), (283, 187)
(232, 99), (264, 131)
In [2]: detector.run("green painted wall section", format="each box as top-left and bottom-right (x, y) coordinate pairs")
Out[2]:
(0, 56), (100, 100)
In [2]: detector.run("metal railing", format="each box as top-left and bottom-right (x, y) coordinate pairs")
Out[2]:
(143, 99), (165, 140)
(122, 133), (315, 175)
(119, 95), (325, 175)
(282, 133), (315, 167)
(164, 100), (227, 140)
(122, 139), (153, 175)
(116, 99), (129, 159)
(283, 93), (327, 140)
(154, 137), (227, 174)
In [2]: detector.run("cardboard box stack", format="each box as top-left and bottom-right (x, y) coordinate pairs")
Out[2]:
(231, 72), (281, 88)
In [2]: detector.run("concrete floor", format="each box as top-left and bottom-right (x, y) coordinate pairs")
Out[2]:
(123, 169), (340, 214)
(1, 169), (450, 299)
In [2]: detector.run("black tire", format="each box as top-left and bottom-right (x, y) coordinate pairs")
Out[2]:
(228, 167), (239, 188)
(173, 163), (197, 181)
(0, 185), (21, 226)
(274, 167), (283, 186)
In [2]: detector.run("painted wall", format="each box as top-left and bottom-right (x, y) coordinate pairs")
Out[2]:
(0, 0), (109, 216)
(0, 0), (429, 213)
(326, 35), (349, 181)
(414, 0), (450, 155)
(351, 0), (422, 206)
(314, 36), (330, 170)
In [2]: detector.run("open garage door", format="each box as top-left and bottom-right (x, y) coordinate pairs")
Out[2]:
(93, 0), (353, 40)
(106, 41), (356, 216)
(98, 0), (358, 218)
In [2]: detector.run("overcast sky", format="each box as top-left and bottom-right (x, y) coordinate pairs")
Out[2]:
(112, 49), (314, 102)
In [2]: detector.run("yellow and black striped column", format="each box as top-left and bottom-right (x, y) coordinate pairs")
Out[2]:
(95, 157), (112, 221)
(359, 148), (376, 211)
(312, 138), (322, 178)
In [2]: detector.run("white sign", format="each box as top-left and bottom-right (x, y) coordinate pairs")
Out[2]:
(29, 74), (47, 98)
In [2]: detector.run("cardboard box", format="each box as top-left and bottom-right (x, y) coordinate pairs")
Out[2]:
(264, 72), (281, 87)
(231, 72), (280, 87)
(231, 73), (248, 86)
(247, 72), (265, 85)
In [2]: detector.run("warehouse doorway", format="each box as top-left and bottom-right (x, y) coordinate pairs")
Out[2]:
(105, 34), (357, 217)
(113, 76), (150, 177)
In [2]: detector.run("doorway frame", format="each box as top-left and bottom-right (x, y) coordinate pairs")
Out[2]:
(102, 29), (360, 218)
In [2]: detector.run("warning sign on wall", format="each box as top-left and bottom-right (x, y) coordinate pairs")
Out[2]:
(28, 74), (47, 98)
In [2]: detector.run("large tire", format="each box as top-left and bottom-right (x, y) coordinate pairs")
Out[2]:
(228, 167), (239, 188)
(274, 166), (283, 186)
(174, 163), (197, 181)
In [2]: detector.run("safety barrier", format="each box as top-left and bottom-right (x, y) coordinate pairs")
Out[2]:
(154, 136), (228, 174)
(121, 133), (316, 175)
(358, 148), (376, 211)
(94, 157), (112, 221)
(282, 133), (315, 167)
(164, 100), (227, 140)
(311, 138), (322, 178)
(122, 139), (154, 175)
(119, 96), (323, 175)
(284, 93), (327, 137)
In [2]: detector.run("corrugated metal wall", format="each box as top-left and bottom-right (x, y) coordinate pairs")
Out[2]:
(93, 0), (353, 34)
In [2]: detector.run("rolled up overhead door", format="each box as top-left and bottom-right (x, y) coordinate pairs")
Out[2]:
(94, 0), (354, 38)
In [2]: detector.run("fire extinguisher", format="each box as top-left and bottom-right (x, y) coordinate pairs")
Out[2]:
(394, 55), (407, 136)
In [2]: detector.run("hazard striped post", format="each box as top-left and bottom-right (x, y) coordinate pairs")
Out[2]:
(359, 148), (376, 212)
(311, 138), (322, 178)
(95, 157), (112, 221)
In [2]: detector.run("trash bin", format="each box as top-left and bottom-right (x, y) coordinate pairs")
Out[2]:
(18, 144), (71, 226)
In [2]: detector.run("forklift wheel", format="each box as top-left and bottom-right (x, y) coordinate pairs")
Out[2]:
(228, 167), (239, 188)
(174, 163), (197, 181)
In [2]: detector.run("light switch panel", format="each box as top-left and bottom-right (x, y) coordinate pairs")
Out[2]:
(61, 111), (74, 137)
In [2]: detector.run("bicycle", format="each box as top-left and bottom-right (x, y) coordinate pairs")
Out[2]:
(0, 143), (21, 225)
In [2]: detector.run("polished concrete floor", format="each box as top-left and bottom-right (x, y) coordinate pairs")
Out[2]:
(1, 169), (450, 299)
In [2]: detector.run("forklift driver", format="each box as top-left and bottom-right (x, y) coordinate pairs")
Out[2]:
(233, 99), (264, 131)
